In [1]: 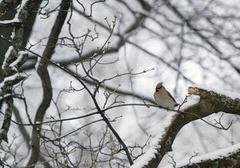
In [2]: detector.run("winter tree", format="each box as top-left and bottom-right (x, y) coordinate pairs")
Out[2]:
(1, 0), (240, 167)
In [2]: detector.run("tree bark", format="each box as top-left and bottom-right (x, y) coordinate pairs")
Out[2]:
(26, 0), (71, 167)
(134, 86), (240, 168)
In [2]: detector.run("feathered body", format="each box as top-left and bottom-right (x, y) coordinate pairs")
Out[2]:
(154, 82), (178, 109)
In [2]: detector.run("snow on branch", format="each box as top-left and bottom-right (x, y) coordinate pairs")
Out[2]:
(0, 18), (20, 27)
(163, 143), (240, 168)
(131, 86), (240, 168)
(0, 0), (34, 144)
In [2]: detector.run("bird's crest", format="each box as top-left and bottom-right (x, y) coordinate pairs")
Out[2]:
(156, 82), (163, 89)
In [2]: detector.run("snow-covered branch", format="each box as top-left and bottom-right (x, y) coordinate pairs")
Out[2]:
(132, 86), (240, 168)
(163, 143), (240, 168)
(0, 0), (41, 143)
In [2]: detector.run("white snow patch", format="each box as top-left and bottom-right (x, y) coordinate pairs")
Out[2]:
(0, 73), (24, 89)
(2, 46), (14, 69)
(131, 113), (176, 168)
(4, 73), (19, 81)
(9, 50), (27, 70)
(131, 147), (159, 168)
(0, 18), (20, 24)
(34, 56), (41, 70)
(0, 94), (11, 100)
(163, 143), (240, 168)
(10, 30), (15, 39)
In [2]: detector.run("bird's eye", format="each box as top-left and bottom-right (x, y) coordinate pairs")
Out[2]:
(156, 86), (162, 91)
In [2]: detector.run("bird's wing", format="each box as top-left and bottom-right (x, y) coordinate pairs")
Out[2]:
(165, 90), (177, 104)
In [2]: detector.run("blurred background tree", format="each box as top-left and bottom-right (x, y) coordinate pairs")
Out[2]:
(1, 0), (240, 167)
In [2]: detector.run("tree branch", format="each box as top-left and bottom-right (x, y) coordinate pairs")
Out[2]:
(179, 143), (240, 168)
(133, 86), (240, 168)
(26, 0), (70, 167)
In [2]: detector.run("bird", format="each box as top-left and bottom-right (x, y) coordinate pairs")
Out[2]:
(154, 82), (178, 109)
